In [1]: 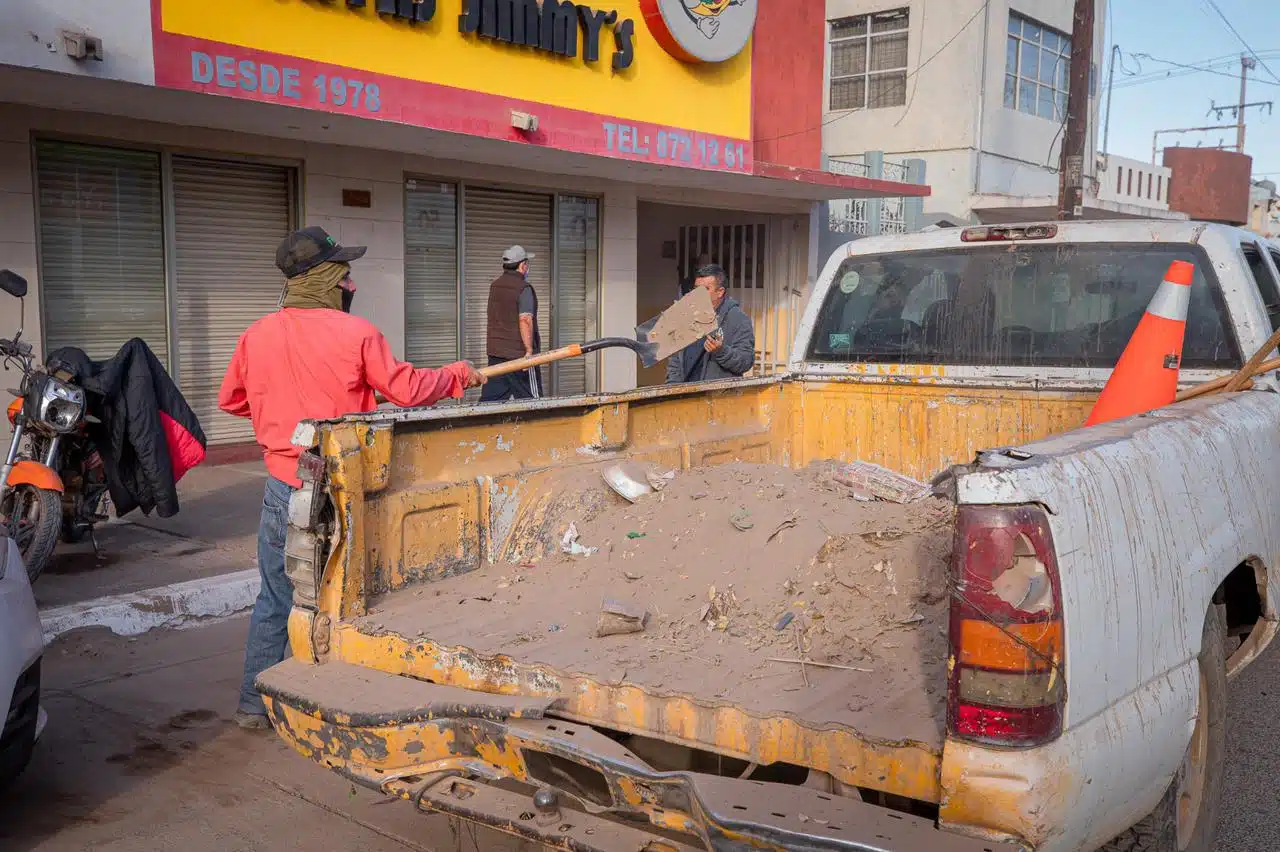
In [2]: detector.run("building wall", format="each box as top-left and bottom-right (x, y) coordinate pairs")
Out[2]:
(1163, 148), (1252, 226)
(0, 0), (155, 84)
(752, 1), (825, 169)
(823, 0), (985, 158)
(1249, 181), (1279, 239)
(822, 0), (1105, 221)
(1096, 154), (1171, 210)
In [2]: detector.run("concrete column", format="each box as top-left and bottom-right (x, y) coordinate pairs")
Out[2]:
(600, 187), (637, 392)
(865, 151), (884, 236)
(904, 158), (927, 233)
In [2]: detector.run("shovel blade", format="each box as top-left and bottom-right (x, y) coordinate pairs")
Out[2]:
(632, 339), (661, 369)
(635, 287), (717, 366)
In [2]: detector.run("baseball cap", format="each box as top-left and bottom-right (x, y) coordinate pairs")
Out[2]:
(502, 245), (536, 265)
(276, 226), (367, 278)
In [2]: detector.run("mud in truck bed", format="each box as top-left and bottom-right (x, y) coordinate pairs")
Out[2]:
(353, 462), (954, 750)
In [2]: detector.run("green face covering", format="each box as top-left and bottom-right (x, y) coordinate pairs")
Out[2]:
(281, 261), (349, 311)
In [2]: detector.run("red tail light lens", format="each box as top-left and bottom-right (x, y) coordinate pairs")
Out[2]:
(947, 505), (1065, 747)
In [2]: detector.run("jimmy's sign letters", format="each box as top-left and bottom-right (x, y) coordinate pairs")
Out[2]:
(343, 0), (435, 24)
(459, 0), (636, 70)
(319, 0), (636, 70)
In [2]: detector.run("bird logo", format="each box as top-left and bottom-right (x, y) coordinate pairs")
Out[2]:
(679, 0), (746, 40)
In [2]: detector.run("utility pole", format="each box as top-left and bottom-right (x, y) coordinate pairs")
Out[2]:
(1102, 43), (1121, 156)
(1238, 54), (1256, 153)
(1057, 0), (1095, 220)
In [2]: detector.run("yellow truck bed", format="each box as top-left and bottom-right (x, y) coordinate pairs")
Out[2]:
(261, 377), (1092, 845)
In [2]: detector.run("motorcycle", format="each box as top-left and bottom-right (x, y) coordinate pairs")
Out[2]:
(0, 269), (109, 583)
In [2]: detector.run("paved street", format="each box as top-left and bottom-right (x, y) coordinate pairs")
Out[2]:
(1, 612), (1277, 851)
(0, 617), (530, 852)
(1217, 635), (1280, 851)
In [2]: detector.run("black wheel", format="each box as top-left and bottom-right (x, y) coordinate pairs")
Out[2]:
(3, 485), (63, 583)
(1098, 605), (1226, 851)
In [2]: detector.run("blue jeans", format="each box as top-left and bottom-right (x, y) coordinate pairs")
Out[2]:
(238, 476), (295, 716)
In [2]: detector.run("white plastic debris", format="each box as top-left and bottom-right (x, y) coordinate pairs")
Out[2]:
(561, 523), (598, 557)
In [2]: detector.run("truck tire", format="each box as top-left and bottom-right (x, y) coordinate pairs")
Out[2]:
(1098, 605), (1226, 852)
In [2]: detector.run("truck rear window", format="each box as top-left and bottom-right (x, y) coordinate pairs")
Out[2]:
(807, 243), (1241, 369)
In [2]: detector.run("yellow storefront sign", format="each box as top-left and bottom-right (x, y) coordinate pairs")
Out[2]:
(155, 0), (753, 140)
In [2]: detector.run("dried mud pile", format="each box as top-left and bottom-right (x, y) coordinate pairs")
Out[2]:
(368, 461), (956, 744)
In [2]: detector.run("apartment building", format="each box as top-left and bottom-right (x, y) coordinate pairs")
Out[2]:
(823, 0), (1123, 224)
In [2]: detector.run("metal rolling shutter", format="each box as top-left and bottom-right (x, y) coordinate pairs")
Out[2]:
(34, 141), (169, 364)
(404, 180), (459, 367)
(171, 156), (293, 444)
(554, 197), (599, 395)
(461, 187), (552, 393)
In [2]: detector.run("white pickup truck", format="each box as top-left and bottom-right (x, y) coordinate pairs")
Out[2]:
(260, 219), (1280, 852)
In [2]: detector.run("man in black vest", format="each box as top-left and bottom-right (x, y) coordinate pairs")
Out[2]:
(481, 245), (543, 401)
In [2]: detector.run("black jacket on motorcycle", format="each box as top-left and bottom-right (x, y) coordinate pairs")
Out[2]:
(47, 339), (207, 518)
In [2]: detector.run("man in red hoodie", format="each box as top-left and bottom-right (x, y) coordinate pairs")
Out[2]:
(219, 226), (484, 729)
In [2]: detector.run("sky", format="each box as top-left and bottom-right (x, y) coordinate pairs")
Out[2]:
(1104, 0), (1280, 180)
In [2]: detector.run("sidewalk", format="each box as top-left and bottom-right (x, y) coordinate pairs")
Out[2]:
(35, 461), (268, 641)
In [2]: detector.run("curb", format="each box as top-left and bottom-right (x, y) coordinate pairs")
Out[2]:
(40, 569), (260, 644)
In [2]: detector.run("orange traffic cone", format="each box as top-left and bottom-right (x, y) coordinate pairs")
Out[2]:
(1084, 259), (1192, 426)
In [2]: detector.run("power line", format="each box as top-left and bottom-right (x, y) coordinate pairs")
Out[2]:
(1201, 0), (1280, 84)
(1113, 53), (1280, 90)
(1123, 48), (1280, 83)
(757, 0), (990, 145)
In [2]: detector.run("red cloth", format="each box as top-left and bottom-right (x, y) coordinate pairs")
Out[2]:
(219, 308), (468, 486)
(160, 411), (206, 482)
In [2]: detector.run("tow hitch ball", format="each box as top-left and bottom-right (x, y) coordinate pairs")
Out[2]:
(533, 788), (561, 827)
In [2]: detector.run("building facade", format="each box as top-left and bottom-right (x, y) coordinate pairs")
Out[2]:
(0, 0), (927, 448)
(821, 0), (1106, 224)
(1249, 180), (1280, 240)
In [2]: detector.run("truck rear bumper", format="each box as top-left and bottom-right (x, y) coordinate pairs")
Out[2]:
(258, 659), (1020, 852)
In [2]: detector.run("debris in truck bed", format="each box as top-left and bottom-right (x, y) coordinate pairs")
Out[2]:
(596, 598), (649, 637)
(819, 460), (932, 504)
(361, 461), (955, 747)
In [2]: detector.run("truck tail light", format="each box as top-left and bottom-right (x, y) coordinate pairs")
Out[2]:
(960, 224), (1057, 242)
(947, 505), (1065, 747)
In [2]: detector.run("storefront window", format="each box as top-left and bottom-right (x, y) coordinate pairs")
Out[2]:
(34, 141), (169, 365)
(404, 180), (460, 367)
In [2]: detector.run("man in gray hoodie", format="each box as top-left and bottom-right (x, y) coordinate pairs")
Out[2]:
(665, 263), (756, 383)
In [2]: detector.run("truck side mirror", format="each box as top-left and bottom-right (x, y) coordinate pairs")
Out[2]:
(0, 271), (28, 298)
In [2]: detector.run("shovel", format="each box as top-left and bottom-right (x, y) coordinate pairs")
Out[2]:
(479, 286), (718, 379)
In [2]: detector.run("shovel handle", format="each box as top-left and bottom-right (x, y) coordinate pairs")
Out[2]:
(479, 345), (583, 378)
(478, 337), (656, 379)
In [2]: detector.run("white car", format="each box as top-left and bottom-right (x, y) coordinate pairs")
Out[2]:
(0, 537), (44, 786)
